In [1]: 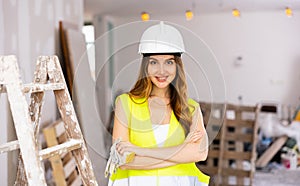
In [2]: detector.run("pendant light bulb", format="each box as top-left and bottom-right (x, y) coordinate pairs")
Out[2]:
(285, 7), (293, 17)
(232, 8), (240, 17)
(185, 10), (193, 21)
(141, 12), (150, 21)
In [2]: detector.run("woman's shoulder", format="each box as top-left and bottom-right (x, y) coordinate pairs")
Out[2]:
(116, 93), (130, 100)
(115, 93), (146, 104)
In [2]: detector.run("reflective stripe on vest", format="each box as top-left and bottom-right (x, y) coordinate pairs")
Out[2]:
(110, 94), (210, 184)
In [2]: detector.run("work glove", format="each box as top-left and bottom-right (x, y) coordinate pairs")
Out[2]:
(104, 138), (135, 178)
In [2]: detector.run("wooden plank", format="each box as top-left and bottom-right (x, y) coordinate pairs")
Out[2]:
(249, 110), (259, 185)
(49, 155), (67, 186)
(0, 140), (19, 154)
(43, 126), (67, 186)
(39, 139), (82, 160)
(208, 150), (220, 158)
(224, 133), (253, 142)
(64, 157), (76, 178)
(216, 109), (227, 186)
(221, 168), (251, 177)
(226, 120), (255, 128)
(71, 175), (82, 186)
(67, 170), (78, 185)
(58, 132), (68, 144)
(223, 151), (252, 160)
(59, 21), (76, 97)
(235, 115), (244, 186)
(256, 136), (288, 167)
(226, 104), (256, 112)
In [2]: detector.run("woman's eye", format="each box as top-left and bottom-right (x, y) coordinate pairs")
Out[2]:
(166, 60), (174, 65)
(149, 61), (157, 65)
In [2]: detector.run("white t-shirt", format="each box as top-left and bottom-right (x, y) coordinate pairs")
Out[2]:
(152, 124), (170, 147)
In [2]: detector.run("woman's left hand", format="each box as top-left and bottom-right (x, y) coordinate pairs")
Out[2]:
(116, 141), (144, 156)
(184, 130), (203, 143)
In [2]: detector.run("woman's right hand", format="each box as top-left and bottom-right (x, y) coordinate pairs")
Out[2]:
(116, 141), (144, 156)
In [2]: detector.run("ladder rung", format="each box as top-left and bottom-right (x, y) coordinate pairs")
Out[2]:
(0, 140), (20, 154)
(23, 83), (65, 93)
(0, 83), (65, 93)
(39, 139), (83, 160)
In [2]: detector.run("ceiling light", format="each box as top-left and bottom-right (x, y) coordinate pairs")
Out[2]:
(285, 7), (293, 17)
(185, 10), (193, 21)
(141, 12), (150, 21)
(232, 9), (240, 17)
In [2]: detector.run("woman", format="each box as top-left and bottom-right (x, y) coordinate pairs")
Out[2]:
(109, 22), (210, 186)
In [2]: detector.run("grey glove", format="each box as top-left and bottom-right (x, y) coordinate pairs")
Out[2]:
(104, 138), (135, 178)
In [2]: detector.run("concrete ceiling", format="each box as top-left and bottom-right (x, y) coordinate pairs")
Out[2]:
(84, 0), (300, 19)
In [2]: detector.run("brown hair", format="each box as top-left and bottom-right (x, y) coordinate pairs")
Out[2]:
(129, 55), (193, 135)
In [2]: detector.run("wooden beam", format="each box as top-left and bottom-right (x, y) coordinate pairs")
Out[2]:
(256, 136), (288, 168)
(0, 140), (19, 154)
(39, 139), (82, 160)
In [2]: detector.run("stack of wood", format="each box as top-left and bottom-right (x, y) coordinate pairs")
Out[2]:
(43, 120), (82, 186)
(198, 102), (259, 186)
(197, 102), (225, 185)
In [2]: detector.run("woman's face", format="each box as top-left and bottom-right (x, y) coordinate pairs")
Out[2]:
(147, 55), (177, 89)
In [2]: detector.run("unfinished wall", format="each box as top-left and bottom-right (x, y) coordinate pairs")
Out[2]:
(0, 0), (83, 185)
(108, 11), (300, 107)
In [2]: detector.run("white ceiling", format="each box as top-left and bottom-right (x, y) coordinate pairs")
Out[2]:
(84, 0), (300, 19)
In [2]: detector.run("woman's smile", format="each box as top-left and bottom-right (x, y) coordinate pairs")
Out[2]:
(155, 76), (168, 82)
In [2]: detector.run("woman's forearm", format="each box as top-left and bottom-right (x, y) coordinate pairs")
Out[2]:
(120, 156), (177, 170)
(118, 132), (208, 164)
(140, 141), (208, 163)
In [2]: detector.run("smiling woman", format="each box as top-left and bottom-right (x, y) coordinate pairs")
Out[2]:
(106, 21), (210, 186)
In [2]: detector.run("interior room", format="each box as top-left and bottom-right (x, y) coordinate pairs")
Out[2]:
(1, 0), (300, 185)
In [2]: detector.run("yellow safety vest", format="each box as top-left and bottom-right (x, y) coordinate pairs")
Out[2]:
(110, 94), (210, 184)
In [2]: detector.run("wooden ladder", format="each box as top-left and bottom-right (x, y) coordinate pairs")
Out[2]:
(0, 55), (98, 186)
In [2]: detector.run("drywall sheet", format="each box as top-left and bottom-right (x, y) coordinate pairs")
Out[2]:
(65, 28), (110, 185)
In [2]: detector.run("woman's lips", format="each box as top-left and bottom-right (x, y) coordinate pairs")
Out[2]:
(156, 76), (168, 82)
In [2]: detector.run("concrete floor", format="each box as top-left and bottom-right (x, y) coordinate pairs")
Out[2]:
(253, 170), (300, 186)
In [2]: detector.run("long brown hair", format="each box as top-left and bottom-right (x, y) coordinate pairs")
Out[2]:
(129, 55), (194, 135)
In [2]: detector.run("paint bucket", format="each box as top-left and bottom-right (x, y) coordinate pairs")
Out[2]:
(281, 151), (297, 169)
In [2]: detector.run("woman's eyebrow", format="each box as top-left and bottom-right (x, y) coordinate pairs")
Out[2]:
(149, 57), (158, 61)
(164, 57), (175, 61)
(148, 57), (175, 61)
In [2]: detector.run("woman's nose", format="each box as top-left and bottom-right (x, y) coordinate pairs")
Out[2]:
(158, 63), (166, 74)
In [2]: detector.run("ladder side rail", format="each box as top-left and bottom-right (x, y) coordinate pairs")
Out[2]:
(2, 56), (47, 186)
(15, 56), (49, 185)
(47, 56), (98, 186)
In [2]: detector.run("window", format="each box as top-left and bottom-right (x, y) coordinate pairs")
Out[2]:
(82, 24), (95, 80)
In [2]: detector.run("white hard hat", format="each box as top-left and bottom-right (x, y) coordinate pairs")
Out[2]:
(138, 21), (185, 54)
